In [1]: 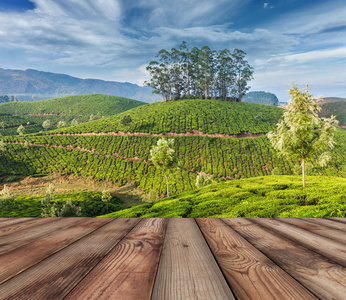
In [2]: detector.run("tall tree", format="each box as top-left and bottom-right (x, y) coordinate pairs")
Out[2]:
(150, 138), (178, 197)
(267, 84), (339, 187)
(232, 49), (254, 102)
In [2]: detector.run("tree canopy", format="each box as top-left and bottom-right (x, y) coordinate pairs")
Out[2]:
(267, 84), (339, 187)
(145, 41), (254, 102)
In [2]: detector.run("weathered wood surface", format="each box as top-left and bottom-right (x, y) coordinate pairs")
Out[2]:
(223, 218), (346, 300)
(152, 218), (234, 300)
(197, 218), (317, 300)
(0, 218), (345, 300)
(65, 218), (167, 300)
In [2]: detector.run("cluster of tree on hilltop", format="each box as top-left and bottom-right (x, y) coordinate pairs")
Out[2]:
(145, 41), (254, 102)
(0, 95), (19, 103)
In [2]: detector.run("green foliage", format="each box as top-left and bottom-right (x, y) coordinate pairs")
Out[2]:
(17, 124), (25, 135)
(0, 94), (145, 136)
(268, 84), (339, 187)
(0, 190), (128, 218)
(145, 42), (253, 101)
(0, 185), (17, 217)
(150, 138), (179, 197)
(57, 200), (82, 217)
(0, 140), (6, 151)
(0, 100), (345, 197)
(102, 176), (346, 218)
(48, 100), (283, 135)
(196, 171), (213, 188)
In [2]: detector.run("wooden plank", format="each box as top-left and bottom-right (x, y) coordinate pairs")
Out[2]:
(0, 217), (58, 238)
(64, 218), (168, 300)
(151, 218), (234, 300)
(0, 217), (84, 255)
(252, 218), (346, 266)
(327, 217), (346, 224)
(223, 218), (346, 300)
(0, 218), (35, 228)
(0, 217), (113, 284)
(304, 218), (346, 232)
(197, 218), (317, 300)
(278, 218), (346, 244)
(0, 218), (139, 300)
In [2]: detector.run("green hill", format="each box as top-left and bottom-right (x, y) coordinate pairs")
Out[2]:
(0, 94), (146, 136)
(42, 99), (284, 135)
(101, 175), (346, 218)
(1, 99), (346, 197)
(320, 100), (346, 127)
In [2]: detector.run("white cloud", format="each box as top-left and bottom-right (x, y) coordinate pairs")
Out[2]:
(264, 3), (269, 9)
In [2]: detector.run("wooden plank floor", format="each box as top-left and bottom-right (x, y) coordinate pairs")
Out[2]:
(0, 218), (345, 300)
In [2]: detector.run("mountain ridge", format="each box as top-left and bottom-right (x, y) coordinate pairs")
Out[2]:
(0, 68), (159, 103)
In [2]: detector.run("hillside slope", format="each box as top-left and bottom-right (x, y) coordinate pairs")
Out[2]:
(102, 175), (346, 218)
(46, 100), (283, 135)
(0, 68), (160, 102)
(1, 100), (345, 196)
(0, 94), (145, 136)
(320, 100), (346, 127)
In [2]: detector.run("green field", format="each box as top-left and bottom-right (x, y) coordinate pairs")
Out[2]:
(0, 94), (145, 136)
(46, 99), (283, 135)
(1, 99), (346, 196)
(102, 175), (346, 218)
(0, 190), (129, 218)
(1, 98), (345, 218)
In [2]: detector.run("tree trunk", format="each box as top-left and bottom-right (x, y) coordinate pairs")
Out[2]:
(164, 170), (169, 197)
(302, 159), (305, 188)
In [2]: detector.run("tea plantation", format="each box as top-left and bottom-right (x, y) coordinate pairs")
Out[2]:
(0, 94), (145, 136)
(1, 100), (346, 197)
(101, 175), (346, 218)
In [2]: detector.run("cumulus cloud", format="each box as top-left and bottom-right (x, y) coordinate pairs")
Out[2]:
(0, 0), (344, 99)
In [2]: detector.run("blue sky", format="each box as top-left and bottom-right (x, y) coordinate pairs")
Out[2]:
(0, 0), (345, 101)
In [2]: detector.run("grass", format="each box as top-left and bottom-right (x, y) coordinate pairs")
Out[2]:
(0, 94), (145, 136)
(101, 175), (346, 218)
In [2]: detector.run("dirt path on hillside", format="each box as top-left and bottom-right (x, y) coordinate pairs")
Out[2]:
(49, 130), (265, 139)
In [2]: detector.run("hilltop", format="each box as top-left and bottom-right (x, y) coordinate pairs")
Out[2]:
(2, 99), (345, 197)
(0, 94), (145, 136)
(46, 99), (283, 135)
(0, 68), (160, 102)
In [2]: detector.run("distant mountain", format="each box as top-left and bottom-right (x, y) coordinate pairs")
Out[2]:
(242, 91), (279, 106)
(0, 68), (160, 103)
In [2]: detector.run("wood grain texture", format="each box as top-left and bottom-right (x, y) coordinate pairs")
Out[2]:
(252, 218), (346, 266)
(0, 218), (139, 300)
(305, 218), (346, 231)
(0, 217), (83, 255)
(0, 217), (58, 238)
(223, 218), (346, 300)
(197, 218), (317, 300)
(327, 217), (346, 224)
(0, 217), (112, 284)
(278, 218), (346, 244)
(0, 218), (35, 228)
(64, 218), (168, 300)
(152, 218), (234, 300)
